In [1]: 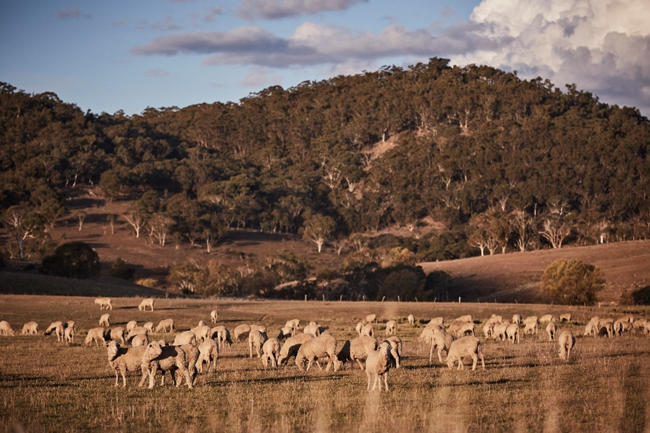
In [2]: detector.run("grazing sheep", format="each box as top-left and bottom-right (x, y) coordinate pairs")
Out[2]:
(85, 327), (107, 347)
(523, 317), (538, 335)
(210, 309), (218, 323)
(0, 321), (16, 336)
(596, 319), (614, 338)
(482, 322), (495, 339)
(143, 322), (154, 333)
(512, 314), (522, 325)
(355, 321), (365, 336)
(407, 314), (415, 326)
(446, 336), (485, 371)
(95, 298), (112, 310)
(45, 321), (64, 342)
(285, 319), (301, 332)
(155, 319), (175, 333)
(455, 315), (473, 324)
(456, 322), (475, 337)
(261, 338), (281, 368)
(558, 331), (576, 360)
(182, 343), (200, 386)
(303, 323), (322, 337)
(211, 326), (233, 349)
(493, 323), (509, 341)
(105, 340), (148, 387)
(249, 329), (268, 358)
(384, 320), (397, 336)
(365, 342), (394, 392)
(138, 298), (155, 311)
(278, 333), (313, 366)
(296, 334), (342, 372)
(196, 339), (219, 374)
(633, 318), (647, 334)
(234, 324), (252, 342)
(173, 331), (197, 346)
(131, 334), (149, 347)
(109, 327), (126, 345)
(191, 325), (211, 342)
(21, 321), (39, 335)
(197, 320), (206, 327)
(385, 335), (402, 368)
(539, 314), (556, 323)
(99, 314), (110, 327)
(64, 324), (75, 344)
(584, 316), (600, 336)
(142, 342), (192, 389)
(546, 322), (557, 341)
(559, 313), (572, 322)
(126, 320), (138, 332)
(429, 317), (444, 327)
(360, 323), (374, 338)
(365, 314), (377, 323)
(446, 320), (464, 337)
(620, 321), (633, 334)
(487, 315), (502, 325)
(127, 326), (149, 342)
(337, 336), (378, 370)
(506, 324), (520, 344)
(66, 320), (76, 332)
(428, 329), (455, 363)
(277, 325), (295, 341)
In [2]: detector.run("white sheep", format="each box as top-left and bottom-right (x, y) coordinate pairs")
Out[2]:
(155, 319), (174, 333)
(633, 318), (647, 334)
(295, 334), (342, 372)
(21, 321), (38, 335)
(506, 324), (520, 344)
(127, 326), (149, 343)
(596, 318), (614, 338)
(95, 298), (112, 310)
(234, 324), (252, 342)
(99, 313), (110, 327)
(456, 322), (475, 338)
(446, 320), (464, 337)
(482, 322), (495, 339)
(210, 309), (218, 323)
(45, 321), (64, 342)
(211, 326), (233, 349)
(337, 336), (378, 370)
(558, 331), (576, 360)
(196, 338), (219, 374)
(106, 340), (148, 387)
(173, 331), (197, 346)
(261, 338), (281, 368)
(407, 314), (415, 326)
(278, 333), (313, 366)
(523, 316), (538, 335)
(143, 322), (154, 333)
(427, 329), (455, 363)
(355, 321), (365, 336)
(546, 322), (557, 341)
(487, 315), (502, 325)
(446, 336), (485, 371)
(493, 323), (509, 341)
(384, 320), (397, 336)
(365, 342), (394, 392)
(109, 327), (126, 345)
(559, 313), (572, 322)
(126, 320), (138, 332)
(131, 334), (149, 347)
(85, 327), (106, 346)
(385, 335), (402, 368)
(285, 319), (301, 331)
(142, 341), (192, 389)
(455, 315), (472, 323)
(138, 298), (155, 311)
(64, 324), (75, 344)
(277, 325), (295, 341)
(191, 325), (211, 342)
(303, 323), (322, 337)
(512, 314), (522, 325)
(249, 329), (268, 358)
(584, 316), (600, 336)
(539, 314), (557, 324)
(429, 317), (444, 326)
(365, 314), (377, 323)
(359, 323), (374, 338)
(0, 321), (15, 336)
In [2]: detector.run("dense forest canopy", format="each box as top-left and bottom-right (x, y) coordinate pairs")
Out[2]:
(1, 58), (650, 278)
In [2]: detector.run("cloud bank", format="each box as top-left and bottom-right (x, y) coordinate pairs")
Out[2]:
(238, 0), (368, 19)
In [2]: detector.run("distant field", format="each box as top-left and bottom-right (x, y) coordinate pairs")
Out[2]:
(1, 295), (650, 432)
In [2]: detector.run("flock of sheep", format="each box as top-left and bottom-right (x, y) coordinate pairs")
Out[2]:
(2, 298), (648, 392)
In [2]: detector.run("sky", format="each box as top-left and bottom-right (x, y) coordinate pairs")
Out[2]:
(1, 0), (649, 116)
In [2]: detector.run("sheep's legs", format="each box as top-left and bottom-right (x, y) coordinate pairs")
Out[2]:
(356, 359), (365, 370)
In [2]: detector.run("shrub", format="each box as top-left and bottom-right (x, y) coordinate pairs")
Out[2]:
(540, 259), (605, 305)
(136, 278), (159, 288)
(41, 242), (100, 279)
(109, 258), (134, 280)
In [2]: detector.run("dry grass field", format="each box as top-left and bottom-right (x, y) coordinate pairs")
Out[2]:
(2, 295), (650, 432)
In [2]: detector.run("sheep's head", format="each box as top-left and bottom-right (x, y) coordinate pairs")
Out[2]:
(106, 341), (119, 361)
(145, 342), (163, 361)
(332, 357), (342, 372)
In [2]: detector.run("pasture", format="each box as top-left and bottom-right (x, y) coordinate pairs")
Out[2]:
(1, 295), (650, 432)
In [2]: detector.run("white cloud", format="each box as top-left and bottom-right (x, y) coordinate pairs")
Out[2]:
(238, 0), (368, 20)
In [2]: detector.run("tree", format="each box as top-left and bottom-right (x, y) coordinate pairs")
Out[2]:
(75, 211), (87, 231)
(41, 242), (100, 279)
(300, 214), (337, 253)
(540, 259), (604, 305)
(123, 207), (147, 238)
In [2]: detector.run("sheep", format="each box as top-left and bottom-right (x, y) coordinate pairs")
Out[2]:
(99, 313), (110, 327)
(365, 342), (394, 392)
(211, 326), (233, 349)
(155, 319), (174, 333)
(142, 341), (192, 389)
(249, 329), (268, 358)
(210, 309), (218, 323)
(337, 336), (378, 370)
(633, 318), (647, 334)
(523, 317), (538, 335)
(126, 320), (138, 332)
(596, 319), (614, 338)
(512, 314), (522, 325)
(138, 298), (155, 311)
(64, 324), (75, 344)
(143, 322), (154, 333)
(109, 327), (126, 345)
(66, 320), (76, 334)
(584, 316), (600, 336)
(85, 327), (107, 347)
(407, 314), (415, 326)
(196, 338), (219, 374)
(365, 314), (377, 323)
(620, 321), (633, 334)
(493, 323), (509, 341)
(0, 321), (15, 336)
(506, 324), (520, 344)
(359, 323), (374, 338)
(482, 322), (495, 339)
(278, 333), (313, 366)
(131, 334), (149, 347)
(559, 313), (572, 322)
(261, 338), (282, 368)
(285, 319), (301, 332)
(105, 340), (148, 387)
(197, 320), (206, 327)
(127, 326), (149, 343)
(234, 324), (252, 342)
(45, 321), (64, 342)
(191, 325), (211, 342)
(546, 322), (557, 341)
(384, 320), (397, 336)
(385, 335), (402, 368)
(429, 317), (444, 326)
(303, 323), (322, 337)
(558, 331), (576, 360)
(95, 298), (112, 310)
(446, 336), (485, 371)
(21, 321), (39, 335)
(613, 320), (624, 336)
(277, 325), (295, 341)
(455, 315), (473, 323)
(539, 314), (557, 324)
(355, 321), (365, 336)
(428, 329), (455, 363)
(295, 334), (342, 372)
(487, 315), (502, 324)
(456, 322), (475, 337)
(173, 331), (197, 346)
(446, 320), (465, 337)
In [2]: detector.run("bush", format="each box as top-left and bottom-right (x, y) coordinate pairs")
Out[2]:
(41, 242), (100, 279)
(136, 278), (158, 288)
(109, 258), (135, 280)
(540, 259), (605, 305)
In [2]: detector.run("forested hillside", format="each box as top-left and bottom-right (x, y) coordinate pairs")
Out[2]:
(1, 58), (649, 298)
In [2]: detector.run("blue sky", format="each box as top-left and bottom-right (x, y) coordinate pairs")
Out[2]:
(1, 0), (649, 116)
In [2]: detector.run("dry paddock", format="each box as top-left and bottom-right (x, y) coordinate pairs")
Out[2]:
(1, 295), (650, 432)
